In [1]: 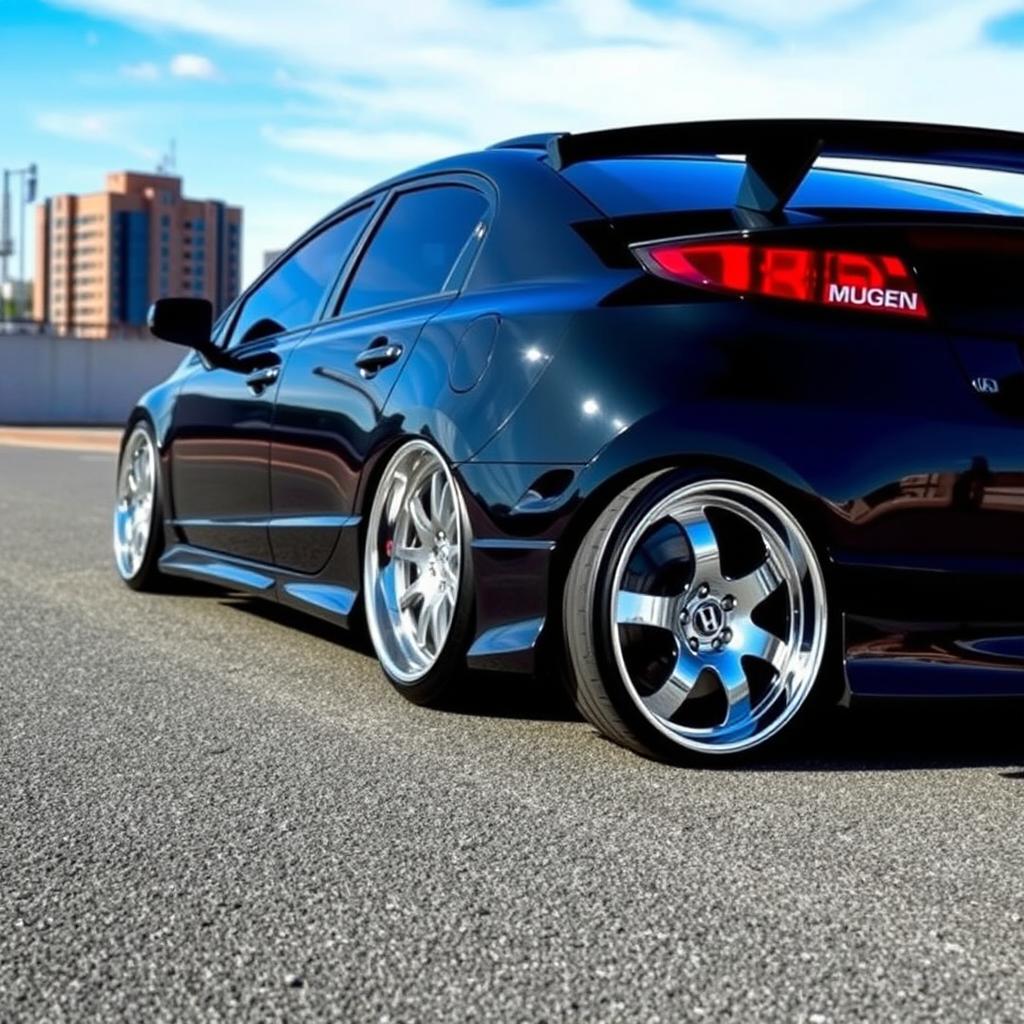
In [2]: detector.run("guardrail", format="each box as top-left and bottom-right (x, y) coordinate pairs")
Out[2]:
(0, 332), (183, 425)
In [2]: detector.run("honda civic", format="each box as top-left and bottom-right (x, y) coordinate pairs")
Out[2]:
(115, 119), (1024, 762)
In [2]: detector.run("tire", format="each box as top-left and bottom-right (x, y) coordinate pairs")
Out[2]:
(113, 419), (167, 592)
(563, 469), (830, 763)
(362, 439), (475, 706)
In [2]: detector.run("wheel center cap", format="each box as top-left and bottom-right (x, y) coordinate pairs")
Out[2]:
(691, 598), (725, 639)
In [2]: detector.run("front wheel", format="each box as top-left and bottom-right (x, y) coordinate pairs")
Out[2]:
(363, 439), (475, 705)
(113, 420), (167, 591)
(563, 471), (830, 762)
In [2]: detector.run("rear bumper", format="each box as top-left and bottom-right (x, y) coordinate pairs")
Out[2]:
(845, 616), (1024, 697)
(838, 553), (1024, 697)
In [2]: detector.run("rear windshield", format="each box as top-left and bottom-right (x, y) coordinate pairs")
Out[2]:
(563, 157), (1024, 218)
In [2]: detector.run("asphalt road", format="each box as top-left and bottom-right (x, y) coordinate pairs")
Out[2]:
(2, 443), (1024, 1022)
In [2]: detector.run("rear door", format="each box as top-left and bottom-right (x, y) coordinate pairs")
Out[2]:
(168, 210), (374, 562)
(269, 179), (491, 574)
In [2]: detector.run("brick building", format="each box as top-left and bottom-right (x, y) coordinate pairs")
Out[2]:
(33, 171), (242, 336)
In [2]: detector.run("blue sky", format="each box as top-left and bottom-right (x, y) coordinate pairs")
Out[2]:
(4, 0), (1024, 284)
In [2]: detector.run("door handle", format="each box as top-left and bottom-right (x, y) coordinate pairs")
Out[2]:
(354, 340), (404, 377)
(245, 365), (280, 394)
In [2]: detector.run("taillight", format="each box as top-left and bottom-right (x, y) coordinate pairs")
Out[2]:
(635, 240), (928, 319)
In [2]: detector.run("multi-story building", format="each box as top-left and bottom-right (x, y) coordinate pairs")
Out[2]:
(33, 171), (242, 337)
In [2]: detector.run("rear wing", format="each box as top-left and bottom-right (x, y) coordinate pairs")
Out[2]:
(546, 119), (1024, 219)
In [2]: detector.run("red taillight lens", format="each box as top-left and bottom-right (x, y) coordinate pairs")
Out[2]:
(638, 241), (927, 319)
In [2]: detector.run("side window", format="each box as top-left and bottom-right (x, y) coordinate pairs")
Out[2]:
(339, 185), (488, 316)
(229, 205), (372, 346)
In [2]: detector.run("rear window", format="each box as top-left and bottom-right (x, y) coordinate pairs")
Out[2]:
(563, 157), (1024, 218)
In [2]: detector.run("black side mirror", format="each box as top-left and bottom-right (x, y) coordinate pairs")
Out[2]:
(148, 298), (215, 356)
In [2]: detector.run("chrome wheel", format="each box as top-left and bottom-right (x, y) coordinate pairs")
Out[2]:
(610, 479), (827, 755)
(364, 441), (463, 685)
(113, 425), (156, 581)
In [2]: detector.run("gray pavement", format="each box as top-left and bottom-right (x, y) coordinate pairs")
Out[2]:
(2, 444), (1024, 1022)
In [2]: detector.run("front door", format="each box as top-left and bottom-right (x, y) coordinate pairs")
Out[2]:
(168, 204), (378, 562)
(168, 338), (291, 562)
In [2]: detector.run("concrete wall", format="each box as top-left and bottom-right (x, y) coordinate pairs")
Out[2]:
(0, 333), (184, 425)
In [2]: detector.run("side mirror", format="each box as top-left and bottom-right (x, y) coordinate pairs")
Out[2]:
(148, 298), (216, 357)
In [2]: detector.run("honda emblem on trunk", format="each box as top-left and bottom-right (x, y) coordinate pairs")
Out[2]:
(972, 377), (1000, 395)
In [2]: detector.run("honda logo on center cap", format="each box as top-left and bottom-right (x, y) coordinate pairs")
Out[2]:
(693, 600), (725, 638)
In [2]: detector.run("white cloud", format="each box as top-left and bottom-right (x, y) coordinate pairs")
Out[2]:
(169, 53), (217, 79)
(262, 125), (469, 164)
(264, 165), (378, 197)
(677, 0), (869, 27)
(120, 60), (160, 80)
(49, 0), (1024, 140)
(35, 110), (158, 161)
(36, 111), (122, 143)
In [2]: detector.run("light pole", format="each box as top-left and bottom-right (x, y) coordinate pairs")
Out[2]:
(0, 170), (10, 322)
(1, 163), (38, 323)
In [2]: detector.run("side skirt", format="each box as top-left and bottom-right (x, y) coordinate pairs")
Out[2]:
(159, 544), (358, 629)
(158, 536), (557, 676)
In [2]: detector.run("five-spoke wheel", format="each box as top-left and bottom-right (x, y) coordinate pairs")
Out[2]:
(564, 472), (828, 759)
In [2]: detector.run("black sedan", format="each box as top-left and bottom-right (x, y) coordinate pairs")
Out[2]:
(115, 119), (1024, 762)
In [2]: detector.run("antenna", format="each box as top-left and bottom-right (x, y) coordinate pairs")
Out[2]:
(156, 139), (177, 175)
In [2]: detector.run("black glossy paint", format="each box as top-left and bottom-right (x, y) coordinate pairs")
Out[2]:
(130, 140), (1024, 699)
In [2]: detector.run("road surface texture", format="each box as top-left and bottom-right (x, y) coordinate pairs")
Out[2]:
(2, 439), (1024, 1022)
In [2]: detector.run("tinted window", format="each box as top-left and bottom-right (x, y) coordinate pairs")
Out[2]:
(340, 186), (487, 315)
(230, 206), (372, 345)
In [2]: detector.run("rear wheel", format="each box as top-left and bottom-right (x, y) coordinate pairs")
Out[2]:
(113, 420), (166, 591)
(363, 439), (475, 705)
(564, 471), (829, 762)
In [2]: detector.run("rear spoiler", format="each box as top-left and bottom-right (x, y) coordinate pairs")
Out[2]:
(546, 119), (1024, 219)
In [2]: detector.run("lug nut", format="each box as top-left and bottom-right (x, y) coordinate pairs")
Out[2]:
(721, 628), (732, 644)
(679, 610), (690, 625)
(688, 637), (700, 653)
(698, 583), (710, 598)
(712, 638), (723, 650)
(723, 595), (736, 611)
